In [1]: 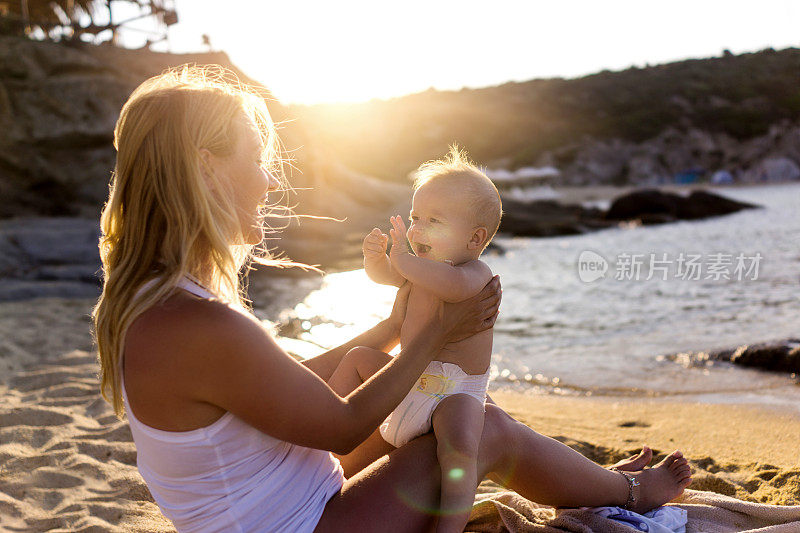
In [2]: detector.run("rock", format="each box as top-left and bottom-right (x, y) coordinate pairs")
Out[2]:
(0, 280), (100, 300)
(743, 157), (800, 182)
(498, 198), (614, 237)
(728, 341), (800, 373)
(496, 187), (756, 238)
(1, 218), (100, 265)
(605, 188), (758, 222)
(0, 217), (102, 301)
(0, 36), (301, 219)
(541, 122), (800, 186)
(665, 338), (800, 374)
(604, 189), (682, 221)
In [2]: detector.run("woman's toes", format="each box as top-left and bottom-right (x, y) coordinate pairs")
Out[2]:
(612, 446), (653, 471)
(658, 452), (679, 468)
(669, 458), (687, 473)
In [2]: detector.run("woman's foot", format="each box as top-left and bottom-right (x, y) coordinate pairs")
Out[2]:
(619, 450), (692, 514)
(610, 446), (653, 471)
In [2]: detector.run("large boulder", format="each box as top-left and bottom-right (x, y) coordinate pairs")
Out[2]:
(498, 199), (613, 237)
(604, 188), (758, 222)
(667, 339), (800, 374)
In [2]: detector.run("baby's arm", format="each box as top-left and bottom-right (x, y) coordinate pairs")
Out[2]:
(363, 227), (406, 287)
(388, 216), (492, 302)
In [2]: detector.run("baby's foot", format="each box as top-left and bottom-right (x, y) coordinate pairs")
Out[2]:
(610, 446), (652, 472)
(619, 450), (692, 514)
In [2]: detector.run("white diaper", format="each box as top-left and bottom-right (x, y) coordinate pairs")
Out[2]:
(379, 360), (490, 448)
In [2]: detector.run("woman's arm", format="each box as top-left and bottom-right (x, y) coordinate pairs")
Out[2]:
(187, 277), (500, 455)
(302, 283), (410, 381)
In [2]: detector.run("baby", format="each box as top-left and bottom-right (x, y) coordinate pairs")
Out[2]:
(363, 148), (502, 532)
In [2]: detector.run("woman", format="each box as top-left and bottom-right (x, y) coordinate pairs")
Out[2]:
(92, 66), (691, 532)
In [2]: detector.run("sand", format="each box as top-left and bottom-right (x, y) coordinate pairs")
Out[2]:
(1, 298), (798, 531)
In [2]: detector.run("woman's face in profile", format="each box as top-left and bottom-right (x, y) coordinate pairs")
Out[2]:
(211, 117), (280, 245)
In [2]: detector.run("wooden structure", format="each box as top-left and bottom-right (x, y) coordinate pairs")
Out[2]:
(0, 1), (178, 47)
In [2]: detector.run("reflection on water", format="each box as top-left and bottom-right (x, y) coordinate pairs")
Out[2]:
(293, 270), (397, 350)
(257, 184), (800, 409)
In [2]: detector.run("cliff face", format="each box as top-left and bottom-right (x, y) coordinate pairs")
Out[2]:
(0, 36), (302, 218)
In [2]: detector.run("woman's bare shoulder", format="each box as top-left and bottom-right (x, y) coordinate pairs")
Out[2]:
(124, 291), (265, 429)
(126, 291), (259, 371)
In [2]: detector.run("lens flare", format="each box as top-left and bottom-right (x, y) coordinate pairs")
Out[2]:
(447, 467), (465, 481)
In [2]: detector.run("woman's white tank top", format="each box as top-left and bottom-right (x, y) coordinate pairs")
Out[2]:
(122, 276), (344, 532)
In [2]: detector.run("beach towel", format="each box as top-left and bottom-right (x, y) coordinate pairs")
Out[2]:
(465, 489), (800, 532)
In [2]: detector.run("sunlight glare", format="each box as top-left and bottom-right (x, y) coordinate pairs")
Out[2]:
(293, 269), (397, 349)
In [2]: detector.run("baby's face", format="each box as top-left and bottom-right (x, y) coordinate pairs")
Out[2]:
(407, 181), (476, 264)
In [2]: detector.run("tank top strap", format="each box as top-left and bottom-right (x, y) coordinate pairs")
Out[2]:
(177, 275), (218, 299)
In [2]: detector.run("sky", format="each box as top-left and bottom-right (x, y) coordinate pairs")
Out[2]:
(101, 0), (800, 105)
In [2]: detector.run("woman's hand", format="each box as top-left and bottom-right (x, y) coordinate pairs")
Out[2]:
(386, 281), (411, 333)
(438, 275), (501, 344)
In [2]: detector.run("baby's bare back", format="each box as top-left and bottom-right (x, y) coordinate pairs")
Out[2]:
(400, 284), (493, 375)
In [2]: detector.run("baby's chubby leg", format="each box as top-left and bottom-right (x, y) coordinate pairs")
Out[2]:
(328, 346), (395, 476)
(328, 346), (392, 397)
(431, 394), (485, 533)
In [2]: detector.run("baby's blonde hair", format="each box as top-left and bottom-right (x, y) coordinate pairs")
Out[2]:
(412, 146), (502, 251)
(92, 65), (300, 418)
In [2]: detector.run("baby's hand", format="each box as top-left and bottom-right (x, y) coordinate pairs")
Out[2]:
(389, 215), (410, 261)
(363, 228), (389, 261)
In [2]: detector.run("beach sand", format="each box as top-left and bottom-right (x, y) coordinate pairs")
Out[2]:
(1, 298), (798, 531)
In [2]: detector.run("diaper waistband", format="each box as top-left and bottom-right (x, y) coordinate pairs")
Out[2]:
(415, 361), (489, 399)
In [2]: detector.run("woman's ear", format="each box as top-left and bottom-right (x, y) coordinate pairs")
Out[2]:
(468, 227), (488, 250)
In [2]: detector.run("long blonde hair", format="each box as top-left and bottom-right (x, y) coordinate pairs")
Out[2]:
(92, 65), (296, 418)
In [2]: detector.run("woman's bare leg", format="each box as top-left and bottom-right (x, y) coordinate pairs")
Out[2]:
(487, 407), (691, 513)
(315, 405), (691, 532)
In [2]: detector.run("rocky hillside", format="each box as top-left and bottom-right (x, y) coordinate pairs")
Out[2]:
(0, 36), (406, 223)
(0, 36), (295, 218)
(294, 48), (800, 185)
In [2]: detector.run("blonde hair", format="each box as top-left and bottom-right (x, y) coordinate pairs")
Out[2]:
(412, 146), (503, 250)
(92, 65), (300, 418)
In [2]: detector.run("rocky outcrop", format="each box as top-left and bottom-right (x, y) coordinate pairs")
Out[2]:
(0, 218), (101, 300)
(498, 199), (613, 237)
(0, 36), (306, 219)
(535, 123), (800, 186)
(665, 339), (800, 374)
(498, 189), (757, 238)
(605, 189), (759, 223)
